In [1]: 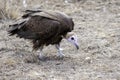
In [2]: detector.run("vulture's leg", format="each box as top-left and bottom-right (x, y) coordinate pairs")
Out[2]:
(38, 46), (44, 60)
(55, 44), (64, 58)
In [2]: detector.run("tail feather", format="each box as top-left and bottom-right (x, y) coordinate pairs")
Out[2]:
(8, 24), (20, 36)
(8, 21), (26, 36)
(8, 18), (38, 39)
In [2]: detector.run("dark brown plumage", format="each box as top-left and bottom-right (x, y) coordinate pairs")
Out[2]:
(8, 9), (74, 50)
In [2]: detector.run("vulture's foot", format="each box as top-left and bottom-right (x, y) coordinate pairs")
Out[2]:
(55, 44), (64, 58)
(37, 46), (45, 60)
(38, 55), (46, 61)
(38, 51), (46, 61)
(57, 51), (65, 58)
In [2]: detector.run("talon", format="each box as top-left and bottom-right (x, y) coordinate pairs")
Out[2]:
(58, 55), (64, 59)
(57, 52), (65, 58)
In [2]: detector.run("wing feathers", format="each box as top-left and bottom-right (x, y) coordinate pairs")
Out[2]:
(22, 9), (73, 31)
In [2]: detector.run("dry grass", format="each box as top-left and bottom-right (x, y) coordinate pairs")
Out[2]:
(0, 0), (24, 20)
(0, 0), (84, 20)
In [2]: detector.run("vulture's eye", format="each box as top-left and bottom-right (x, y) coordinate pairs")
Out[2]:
(71, 37), (74, 40)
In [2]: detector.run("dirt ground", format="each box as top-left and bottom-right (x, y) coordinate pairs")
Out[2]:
(0, 0), (120, 80)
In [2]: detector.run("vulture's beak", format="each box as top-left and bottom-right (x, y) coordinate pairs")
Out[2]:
(74, 42), (79, 50)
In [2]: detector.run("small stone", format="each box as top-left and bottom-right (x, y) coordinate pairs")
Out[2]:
(85, 57), (92, 63)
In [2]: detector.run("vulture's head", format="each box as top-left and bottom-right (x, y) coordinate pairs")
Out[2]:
(64, 32), (79, 49)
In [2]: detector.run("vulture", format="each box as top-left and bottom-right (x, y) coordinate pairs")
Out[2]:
(8, 9), (79, 59)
